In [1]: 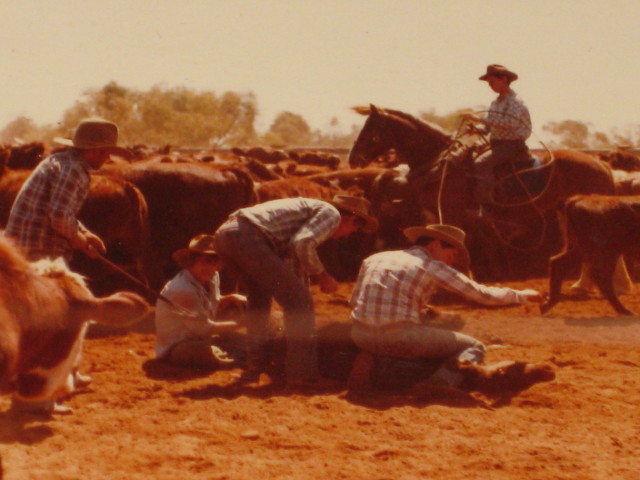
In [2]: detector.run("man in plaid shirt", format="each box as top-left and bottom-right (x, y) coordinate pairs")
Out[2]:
(463, 64), (533, 206)
(214, 195), (377, 388)
(5, 118), (128, 262)
(349, 223), (542, 389)
(4, 118), (129, 415)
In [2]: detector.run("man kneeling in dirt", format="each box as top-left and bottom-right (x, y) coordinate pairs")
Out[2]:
(154, 234), (247, 369)
(349, 223), (550, 392)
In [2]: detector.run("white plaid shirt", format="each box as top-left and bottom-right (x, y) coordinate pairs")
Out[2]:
(486, 89), (532, 140)
(231, 197), (340, 275)
(351, 246), (532, 328)
(4, 150), (91, 259)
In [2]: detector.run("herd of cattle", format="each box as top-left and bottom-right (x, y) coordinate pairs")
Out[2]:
(1, 140), (640, 435)
(1, 142), (640, 310)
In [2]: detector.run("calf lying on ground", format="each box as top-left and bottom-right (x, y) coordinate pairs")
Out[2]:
(542, 194), (640, 315)
(0, 236), (150, 413)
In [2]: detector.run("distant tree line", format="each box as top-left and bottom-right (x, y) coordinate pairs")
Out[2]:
(2, 81), (639, 150)
(420, 108), (640, 150)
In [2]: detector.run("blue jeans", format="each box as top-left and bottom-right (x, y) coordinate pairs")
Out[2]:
(351, 322), (485, 365)
(474, 139), (529, 203)
(214, 218), (318, 381)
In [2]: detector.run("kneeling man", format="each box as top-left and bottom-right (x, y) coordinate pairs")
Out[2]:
(349, 223), (545, 389)
(155, 234), (246, 369)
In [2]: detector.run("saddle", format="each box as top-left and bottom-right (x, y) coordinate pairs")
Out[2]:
(490, 151), (552, 206)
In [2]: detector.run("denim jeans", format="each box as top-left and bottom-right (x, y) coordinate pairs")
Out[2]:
(351, 322), (485, 365)
(214, 218), (318, 381)
(474, 139), (529, 203)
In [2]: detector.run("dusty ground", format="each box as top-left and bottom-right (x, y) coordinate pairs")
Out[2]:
(1, 277), (639, 480)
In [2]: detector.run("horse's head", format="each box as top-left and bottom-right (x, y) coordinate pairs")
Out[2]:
(348, 104), (453, 171)
(348, 105), (399, 168)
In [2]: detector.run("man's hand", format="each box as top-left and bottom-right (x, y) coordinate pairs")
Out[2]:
(72, 231), (106, 258)
(520, 289), (544, 304)
(317, 270), (339, 294)
(461, 111), (481, 123)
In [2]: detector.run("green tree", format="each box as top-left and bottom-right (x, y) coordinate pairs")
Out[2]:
(53, 82), (258, 148)
(263, 111), (312, 146)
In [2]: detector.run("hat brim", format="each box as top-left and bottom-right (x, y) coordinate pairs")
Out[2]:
(172, 248), (219, 267)
(479, 72), (518, 81)
(403, 226), (470, 272)
(53, 137), (132, 158)
(330, 202), (378, 234)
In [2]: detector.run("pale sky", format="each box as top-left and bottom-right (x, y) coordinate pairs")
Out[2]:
(1, 0), (639, 140)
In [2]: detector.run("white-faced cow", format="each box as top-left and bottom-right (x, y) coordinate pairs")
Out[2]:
(0, 236), (150, 411)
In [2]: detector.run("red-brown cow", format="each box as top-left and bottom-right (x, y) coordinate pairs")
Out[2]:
(0, 236), (150, 410)
(230, 146), (289, 164)
(600, 148), (640, 172)
(102, 161), (256, 289)
(542, 194), (640, 315)
(255, 177), (338, 202)
(306, 167), (388, 198)
(288, 151), (341, 170)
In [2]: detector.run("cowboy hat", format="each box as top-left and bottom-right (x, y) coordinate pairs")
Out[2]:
(54, 118), (130, 157)
(403, 223), (470, 271)
(172, 234), (219, 267)
(330, 195), (378, 233)
(479, 64), (518, 82)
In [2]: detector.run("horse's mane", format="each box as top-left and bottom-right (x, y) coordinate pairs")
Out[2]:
(351, 105), (452, 146)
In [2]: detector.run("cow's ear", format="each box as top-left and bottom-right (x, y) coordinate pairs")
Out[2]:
(85, 292), (151, 328)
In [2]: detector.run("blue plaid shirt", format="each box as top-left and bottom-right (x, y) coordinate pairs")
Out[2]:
(486, 89), (532, 140)
(4, 150), (91, 259)
(231, 197), (341, 275)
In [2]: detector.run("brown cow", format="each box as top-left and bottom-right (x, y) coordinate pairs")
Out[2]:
(288, 150), (341, 170)
(0, 235), (150, 412)
(306, 167), (388, 198)
(600, 148), (640, 172)
(542, 194), (640, 315)
(231, 146), (289, 164)
(5, 142), (46, 170)
(102, 161), (256, 289)
(255, 177), (338, 203)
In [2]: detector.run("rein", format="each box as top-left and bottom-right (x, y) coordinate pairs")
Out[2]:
(436, 116), (556, 251)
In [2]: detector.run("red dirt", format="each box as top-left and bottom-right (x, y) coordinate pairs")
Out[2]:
(1, 277), (639, 480)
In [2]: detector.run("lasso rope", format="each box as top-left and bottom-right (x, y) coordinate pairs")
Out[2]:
(436, 111), (556, 251)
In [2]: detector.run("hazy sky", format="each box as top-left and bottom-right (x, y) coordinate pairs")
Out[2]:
(1, 0), (639, 139)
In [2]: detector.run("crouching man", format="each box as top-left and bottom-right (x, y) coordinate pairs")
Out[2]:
(349, 223), (551, 392)
(154, 234), (247, 369)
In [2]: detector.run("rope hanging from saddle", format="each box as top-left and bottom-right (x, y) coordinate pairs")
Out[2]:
(435, 112), (556, 251)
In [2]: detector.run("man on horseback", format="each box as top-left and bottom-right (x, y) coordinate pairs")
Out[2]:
(463, 64), (532, 209)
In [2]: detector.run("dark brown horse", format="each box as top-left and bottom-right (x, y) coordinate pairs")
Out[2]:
(349, 105), (629, 286)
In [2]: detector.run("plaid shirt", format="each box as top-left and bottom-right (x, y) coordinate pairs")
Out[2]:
(351, 246), (531, 328)
(231, 197), (340, 275)
(486, 89), (532, 140)
(4, 150), (91, 259)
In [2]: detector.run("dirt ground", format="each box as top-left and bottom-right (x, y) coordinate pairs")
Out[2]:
(1, 277), (639, 480)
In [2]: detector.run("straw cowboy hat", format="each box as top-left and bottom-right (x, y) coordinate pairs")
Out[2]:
(403, 223), (470, 271)
(479, 64), (518, 82)
(54, 118), (130, 157)
(172, 234), (219, 267)
(330, 195), (378, 233)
